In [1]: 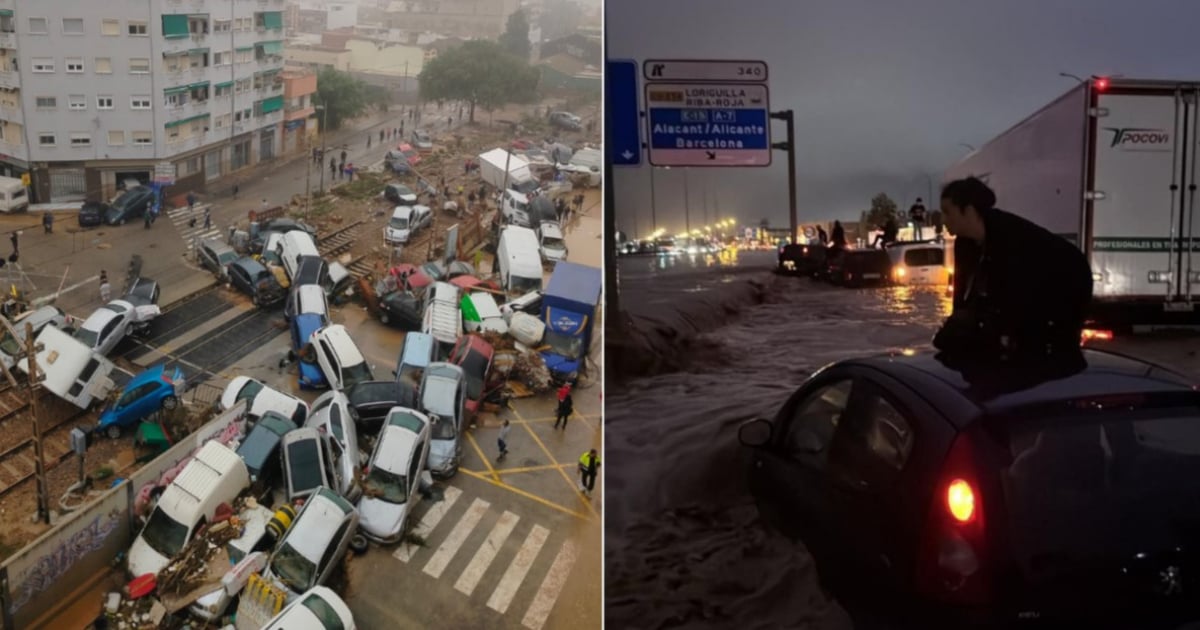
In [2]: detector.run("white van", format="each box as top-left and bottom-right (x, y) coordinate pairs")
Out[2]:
(21, 325), (115, 409)
(887, 242), (951, 286)
(276, 231), (321, 282)
(466, 292), (508, 335)
(311, 324), (375, 391)
(219, 376), (310, 425)
(497, 226), (544, 294)
(127, 441), (250, 577)
(0, 177), (29, 213)
(421, 282), (462, 360)
(538, 221), (567, 263)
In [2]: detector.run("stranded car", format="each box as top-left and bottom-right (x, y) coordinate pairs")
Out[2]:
(236, 411), (297, 493)
(377, 291), (423, 330)
(310, 324), (374, 391)
(261, 586), (356, 630)
(73, 299), (160, 357)
(228, 257), (285, 307)
(449, 334), (495, 420)
(305, 390), (363, 501)
(197, 239), (238, 280)
(347, 380), (418, 435)
(384, 183), (418, 206)
(0, 305), (71, 371)
(358, 407), (431, 543)
(281, 427), (338, 503)
(78, 201), (106, 227)
(105, 186), (156, 225)
(219, 376), (310, 424)
(264, 486), (359, 598)
(420, 362), (467, 478)
(97, 364), (183, 438)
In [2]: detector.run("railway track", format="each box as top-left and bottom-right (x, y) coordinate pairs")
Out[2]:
(318, 220), (365, 258)
(0, 393), (90, 499)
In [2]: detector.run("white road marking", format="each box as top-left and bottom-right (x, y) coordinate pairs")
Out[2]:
(454, 510), (519, 596)
(394, 485), (462, 563)
(31, 274), (100, 307)
(487, 524), (549, 614)
(423, 498), (489, 578)
(521, 541), (579, 630)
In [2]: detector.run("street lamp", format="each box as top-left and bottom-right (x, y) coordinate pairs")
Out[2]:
(958, 142), (975, 152)
(1059, 72), (1087, 83)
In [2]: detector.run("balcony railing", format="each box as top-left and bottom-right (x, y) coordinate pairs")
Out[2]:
(0, 32), (14, 50)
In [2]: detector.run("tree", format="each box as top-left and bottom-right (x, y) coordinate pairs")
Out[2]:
(865, 193), (899, 228)
(314, 68), (370, 131)
(499, 9), (531, 61)
(419, 40), (540, 124)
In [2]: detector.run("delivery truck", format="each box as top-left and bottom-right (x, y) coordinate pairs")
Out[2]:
(944, 77), (1200, 329)
(541, 262), (601, 382)
(479, 148), (538, 195)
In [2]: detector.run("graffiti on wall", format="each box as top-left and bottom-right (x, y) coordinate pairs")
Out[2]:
(10, 509), (121, 611)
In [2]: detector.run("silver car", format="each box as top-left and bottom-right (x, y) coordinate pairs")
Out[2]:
(264, 487), (359, 598)
(419, 362), (467, 478)
(305, 390), (363, 502)
(72, 299), (159, 357)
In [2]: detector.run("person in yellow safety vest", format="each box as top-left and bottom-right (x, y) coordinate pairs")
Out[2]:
(578, 448), (600, 498)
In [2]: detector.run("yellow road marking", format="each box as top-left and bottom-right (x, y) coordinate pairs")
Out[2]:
(459, 468), (591, 521)
(510, 407), (600, 520)
(464, 430), (501, 482)
(496, 463), (574, 475)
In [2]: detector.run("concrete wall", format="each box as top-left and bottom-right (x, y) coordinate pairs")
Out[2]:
(344, 39), (422, 77)
(284, 46), (351, 72)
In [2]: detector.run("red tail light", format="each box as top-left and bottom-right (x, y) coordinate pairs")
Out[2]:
(1081, 328), (1113, 344)
(1094, 77), (1109, 91)
(916, 433), (992, 604)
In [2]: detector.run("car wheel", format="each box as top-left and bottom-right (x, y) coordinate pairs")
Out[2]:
(350, 533), (369, 555)
(162, 395), (179, 410)
(379, 311), (390, 325)
(106, 424), (121, 439)
(119, 218), (126, 226)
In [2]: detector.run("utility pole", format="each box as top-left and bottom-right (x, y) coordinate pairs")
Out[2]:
(648, 165), (658, 231)
(770, 110), (798, 244)
(318, 105), (329, 194)
(304, 145), (312, 220)
(683, 168), (691, 233)
(24, 322), (47, 524)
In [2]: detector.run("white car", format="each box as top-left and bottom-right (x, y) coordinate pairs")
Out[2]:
(464, 292), (508, 336)
(73, 299), (159, 356)
(285, 283), (330, 323)
(306, 390), (363, 501)
(538, 222), (568, 262)
(358, 407), (431, 543)
(219, 376), (310, 424)
(420, 362), (467, 478)
(311, 324), (375, 391)
(265, 487), (359, 598)
(887, 242), (951, 286)
(262, 586), (356, 630)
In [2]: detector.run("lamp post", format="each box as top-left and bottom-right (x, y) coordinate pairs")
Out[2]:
(317, 105), (329, 194)
(683, 168), (691, 233)
(1059, 72), (1086, 84)
(648, 165), (657, 231)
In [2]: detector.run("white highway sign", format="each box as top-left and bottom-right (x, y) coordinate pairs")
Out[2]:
(643, 59), (768, 83)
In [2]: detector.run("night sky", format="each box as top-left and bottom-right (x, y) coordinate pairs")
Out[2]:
(606, 0), (1200, 237)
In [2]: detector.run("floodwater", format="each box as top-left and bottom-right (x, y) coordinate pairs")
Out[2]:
(605, 249), (951, 630)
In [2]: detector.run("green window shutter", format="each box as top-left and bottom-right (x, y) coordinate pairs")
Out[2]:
(262, 12), (283, 30)
(259, 95), (284, 114)
(162, 15), (189, 39)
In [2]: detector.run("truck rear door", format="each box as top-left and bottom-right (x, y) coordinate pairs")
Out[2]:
(1091, 86), (1200, 305)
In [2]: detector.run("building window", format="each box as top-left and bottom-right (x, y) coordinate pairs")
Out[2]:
(164, 55), (182, 73)
(206, 150), (221, 181)
(97, 96), (113, 110)
(128, 21), (147, 36)
(215, 83), (232, 98)
(69, 132), (91, 147)
(235, 17), (253, 32)
(213, 20), (231, 33)
(34, 96), (56, 109)
(31, 58), (54, 73)
(235, 78), (251, 93)
(188, 52), (208, 69)
(188, 17), (208, 34)
(62, 18), (84, 35)
(189, 85), (209, 103)
(180, 155), (202, 177)
(107, 130), (124, 146)
(131, 96), (151, 110)
(167, 126), (180, 142)
(95, 58), (112, 74)
(213, 51), (229, 66)
(101, 19), (119, 36)
(235, 48), (252, 64)
(37, 133), (55, 147)
(68, 94), (85, 110)
(130, 58), (150, 74)
(65, 58), (84, 73)
(27, 18), (47, 35)
(132, 131), (152, 146)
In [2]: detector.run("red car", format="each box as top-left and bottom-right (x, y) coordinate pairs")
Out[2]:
(397, 143), (421, 167)
(449, 334), (495, 418)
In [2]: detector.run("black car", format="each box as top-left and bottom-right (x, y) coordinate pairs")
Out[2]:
(778, 243), (828, 277)
(104, 186), (156, 225)
(78, 201), (106, 227)
(825, 248), (892, 287)
(228, 257), (285, 307)
(345, 379), (418, 435)
(293, 255), (332, 292)
(384, 183), (418, 206)
(259, 217), (316, 237)
(740, 349), (1200, 629)
(377, 291), (422, 330)
(125, 277), (160, 306)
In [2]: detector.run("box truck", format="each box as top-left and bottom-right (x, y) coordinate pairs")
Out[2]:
(944, 77), (1200, 328)
(479, 148), (538, 195)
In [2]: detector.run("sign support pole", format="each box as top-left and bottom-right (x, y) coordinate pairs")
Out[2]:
(771, 110), (797, 244)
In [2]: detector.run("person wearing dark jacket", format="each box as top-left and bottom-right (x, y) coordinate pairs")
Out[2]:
(830, 221), (846, 249)
(934, 176), (1093, 360)
(554, 393), (573, 430)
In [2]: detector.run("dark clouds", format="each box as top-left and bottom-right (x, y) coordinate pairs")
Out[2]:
(607, 0), (1200, 235)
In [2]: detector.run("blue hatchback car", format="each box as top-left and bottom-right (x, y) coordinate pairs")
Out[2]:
(291, 312), (328, 389)
(97, 365), (183, 438)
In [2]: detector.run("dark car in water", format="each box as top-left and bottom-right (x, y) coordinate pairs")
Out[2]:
(778, 243), (828, 277)
(78, 201), (106, 227)
(228, 257), (285, 307)
(740, 348), (1200, 629)
(104, 186), (156, 225)
(825, 248), (892, 287)
(377, 291), (422, 330)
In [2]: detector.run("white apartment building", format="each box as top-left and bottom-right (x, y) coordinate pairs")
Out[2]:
(0, 0), (289, 203)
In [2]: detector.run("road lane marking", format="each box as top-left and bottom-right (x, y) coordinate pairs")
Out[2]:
(510, 407), (600, 520)
(487, 524), (549, 614)
(394, 485), (462, 562)
(423, 497), (489, 578)
(521, 541), (579, 630)
(465, 430), (500, 481)
(454, 510), (519, 596)
(495, 463), (574, 475)
(31, 274), (100, 307)
(458, 469), (590, 521)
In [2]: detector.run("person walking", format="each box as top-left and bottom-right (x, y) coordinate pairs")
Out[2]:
(379, 129), (385, 143)
(330, 156), (337, 178)
(203, 206), (212, 229)
(340, 149), (347, 163)
(232, 183), (239, 199)
(99, 271), (111, 303)
(578, 449), (600, 497)
(554, 392), (573, 430)
(42, 211), (52, 234)
(143, 209), (152, 229)
(497, 419), (511, 460)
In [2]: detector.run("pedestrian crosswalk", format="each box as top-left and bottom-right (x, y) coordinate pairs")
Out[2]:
(393, 486), (580, 630)
(165, 204), (222, 253)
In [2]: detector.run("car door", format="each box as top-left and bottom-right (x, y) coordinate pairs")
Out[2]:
(750, 376), (855, 560)
(97, 316), (124, 355)
(316, 338), (339, 390)
(126, 381), (162, 423)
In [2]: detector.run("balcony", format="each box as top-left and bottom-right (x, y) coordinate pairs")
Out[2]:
(0, 103), (21, 120)
(0, 71), (17, 90)
(0, 32), (14, 50)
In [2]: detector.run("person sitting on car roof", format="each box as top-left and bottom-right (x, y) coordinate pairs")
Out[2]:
(933, 176), (1093, 361)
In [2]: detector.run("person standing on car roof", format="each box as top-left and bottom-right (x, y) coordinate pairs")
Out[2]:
(909, 197), (927, 240)
(830, 220), (846, 250)
(934, 176), (1093, 360)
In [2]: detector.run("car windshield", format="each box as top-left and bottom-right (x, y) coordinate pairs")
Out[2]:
(348, 381), (396, 406)
(0, 331), (22, 357)
(218, 251), (238, 265)
(301, 594), (346, 630)
(342, 362), (373, 389)
(390, 216), (409, 230)
(459, 350), (489, 399)
(364, 466), (408, 504)
(141, 507), (190, 559)
(542, 236), (565, 249)
(236, 380), (264, 404)
(111, 190), (140, 210)
(543, 330), (584, 360)
(510, 275), (541, 294)
(73, 327), (99, 349)
(104, 303), (128, 314)
(287, 439), (324, 493)
(271, 541), (316, 592)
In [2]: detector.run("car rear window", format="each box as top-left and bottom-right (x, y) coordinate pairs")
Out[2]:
(287, 439), (324, 493)
(903, 248), (944, 267)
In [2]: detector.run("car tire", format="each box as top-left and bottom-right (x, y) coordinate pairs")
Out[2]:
(106, 424), (121, 439)
(379, 312), (390, 325)
(162, 395), (179, 410)
(350, 533), (369, 555)
(119, 218), (126, 226)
